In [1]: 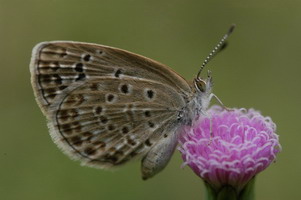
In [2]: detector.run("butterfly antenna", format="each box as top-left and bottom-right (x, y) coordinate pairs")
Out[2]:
(197, 24), (236, 79)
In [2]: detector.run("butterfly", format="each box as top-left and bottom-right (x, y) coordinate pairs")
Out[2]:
(30, 25), (235, 180)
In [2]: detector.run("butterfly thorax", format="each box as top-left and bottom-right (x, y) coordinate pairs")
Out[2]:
(180, 77), (213, 126)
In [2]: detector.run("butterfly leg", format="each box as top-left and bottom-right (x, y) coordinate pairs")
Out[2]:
(141, 130), (178, 180)
(209, 93), (233, 111)
(200, 110), (214, 144)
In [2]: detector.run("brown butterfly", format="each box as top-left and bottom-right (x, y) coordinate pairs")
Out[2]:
(30, 25), (235, 180)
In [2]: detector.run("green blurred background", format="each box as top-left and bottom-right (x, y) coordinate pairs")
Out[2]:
(0, 0), (299, 199)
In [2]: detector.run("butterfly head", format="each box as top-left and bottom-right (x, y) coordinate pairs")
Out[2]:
(194, 70), (213, 94)
(193, 70), (213, 111)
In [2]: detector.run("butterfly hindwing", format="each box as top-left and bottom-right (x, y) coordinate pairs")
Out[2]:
(48, 78), (185, 168)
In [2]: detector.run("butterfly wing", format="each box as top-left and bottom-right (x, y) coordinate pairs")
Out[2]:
(47, 77), (185, 168)
(30, 41), (193, 177)
(30, 41), (192, 115)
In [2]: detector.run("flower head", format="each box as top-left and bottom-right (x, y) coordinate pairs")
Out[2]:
(179, 106), (281, 192)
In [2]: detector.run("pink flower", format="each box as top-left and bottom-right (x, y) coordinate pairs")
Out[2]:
(179, 106), (281, 192)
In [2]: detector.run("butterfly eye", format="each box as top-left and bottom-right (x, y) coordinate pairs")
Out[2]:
(194, 79), (206, 92)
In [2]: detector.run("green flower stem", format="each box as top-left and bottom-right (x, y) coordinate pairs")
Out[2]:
(239, 177), (255, 200)
(204, 177), (256, 200)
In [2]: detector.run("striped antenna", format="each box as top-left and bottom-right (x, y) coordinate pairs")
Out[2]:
(197, 24), (236, 79)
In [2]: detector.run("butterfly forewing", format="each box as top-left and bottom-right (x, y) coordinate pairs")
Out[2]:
(30, 41), (192, 170)
(30, 41), (192, 114)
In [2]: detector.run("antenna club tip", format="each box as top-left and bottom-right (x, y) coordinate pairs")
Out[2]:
(228, 24), (236, 34)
